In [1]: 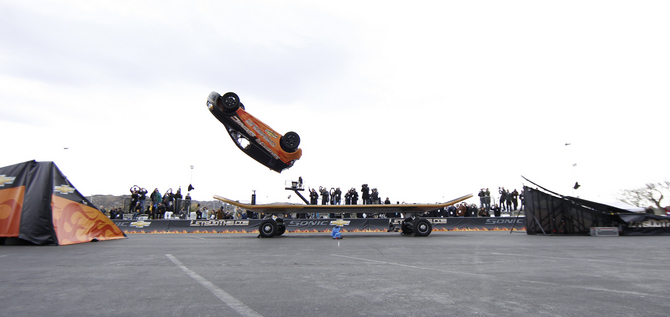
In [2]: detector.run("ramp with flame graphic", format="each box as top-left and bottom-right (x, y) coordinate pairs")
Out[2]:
(0, 160), (125, 245)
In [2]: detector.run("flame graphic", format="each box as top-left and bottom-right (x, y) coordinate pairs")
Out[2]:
(121, 226), (525, 234)
(123, 229), (256, 234)
(51, 195), (125, 245)
(0, 186), (24, 237)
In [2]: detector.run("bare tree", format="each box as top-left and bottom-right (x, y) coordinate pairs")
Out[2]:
(618, 181), (670, 210)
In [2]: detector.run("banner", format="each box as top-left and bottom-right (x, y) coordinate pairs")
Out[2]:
(619, 213), (670, 236)
(114, 217), (526, 234)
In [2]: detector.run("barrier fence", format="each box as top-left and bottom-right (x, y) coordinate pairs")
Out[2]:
(113, 217), (526, 234)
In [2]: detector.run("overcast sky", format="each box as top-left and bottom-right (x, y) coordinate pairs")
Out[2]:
(1, 0), (669, 207)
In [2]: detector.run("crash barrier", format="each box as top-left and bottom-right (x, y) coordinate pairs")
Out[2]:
(113, 217), (526, 234)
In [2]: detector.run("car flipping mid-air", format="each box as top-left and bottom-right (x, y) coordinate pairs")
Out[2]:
(207, 91), (302, 173)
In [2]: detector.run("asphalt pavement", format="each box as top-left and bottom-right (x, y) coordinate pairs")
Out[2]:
(1, 230), (669, 317)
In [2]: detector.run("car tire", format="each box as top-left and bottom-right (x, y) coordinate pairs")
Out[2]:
(220, 92), (240, 113)
(258, 219), (277, 238)
(412, 219), (432, 237)
(280, 131), (300, 153)
(401, 220), (413, 235)
(277, 223), (286, 236)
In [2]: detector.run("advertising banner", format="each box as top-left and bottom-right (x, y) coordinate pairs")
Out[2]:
(619, 213), (670, 236)
(115, 217), (526, 234)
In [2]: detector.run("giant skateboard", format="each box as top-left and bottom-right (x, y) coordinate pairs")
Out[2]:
(214, 194), (473, 237)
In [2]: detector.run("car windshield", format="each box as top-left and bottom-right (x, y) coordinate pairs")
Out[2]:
(229, 130), (251, 149)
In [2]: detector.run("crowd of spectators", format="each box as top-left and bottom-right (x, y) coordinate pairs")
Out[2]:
(307, 184), (387, 206)
(476, 187), (524, 217)
(296, 183), (525, 219)
(105, 184), (259, 220)
(107, 185), (191, 220)
(107, 183), (525, 220)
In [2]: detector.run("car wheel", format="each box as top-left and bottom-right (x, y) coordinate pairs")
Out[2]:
(220, 92), (240, 113)
(258, 219), (277, 238)
(280, 131), (300, 152)
(401, 220), (413, 235)
(276, 223), (286, 236)
(412, 219), (432, 237)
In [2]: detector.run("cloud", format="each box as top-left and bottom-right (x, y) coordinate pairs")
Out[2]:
(1, 0), (669, 205)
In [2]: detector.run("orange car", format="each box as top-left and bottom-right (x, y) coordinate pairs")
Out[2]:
(207, 91), (302, 173)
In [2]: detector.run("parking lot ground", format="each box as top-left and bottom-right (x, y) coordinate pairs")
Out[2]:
(1, 231), (669, 317)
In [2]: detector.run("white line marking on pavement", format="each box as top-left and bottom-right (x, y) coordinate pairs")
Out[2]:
(492, 252), (634, 263)
(520, 280), (661, 297)
(331, 254), (483, 276)
(165, 254), (264, 317)
(332, 254), (663, 298)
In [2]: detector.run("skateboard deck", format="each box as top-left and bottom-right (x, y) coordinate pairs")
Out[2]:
(213, 194), (473, 214)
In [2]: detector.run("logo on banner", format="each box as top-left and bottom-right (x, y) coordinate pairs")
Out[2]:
(190, 220), (249, 227)
(287, 220), (331, 226)
(390, 218), (448, 225)
(485, 218), (524, 224)
(54, 184), (75, 194)
(130, 220), (152, 228)
(629, 220), (670, 228)
(0, 175), (16, 187)
(330, 219), (350, 226)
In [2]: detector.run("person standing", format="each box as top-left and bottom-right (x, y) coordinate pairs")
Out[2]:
(478, 188), (486, 209)
(184, 193), (192, 218)
(138, 187), (148, 213)
(303, 188), (317, 219)
(174, 187), (183, 214)
(511, 189), (519, 211)
(163, 188), (174, 213)
(342, 188), (351, 218)
(320, 186), (329, 205)
(329, 188), (336, 205)
(350, 188), (361, 218)
(129, 185), (139, 213)
(328, 187), (336, 217)
(371, 188), (379, 204)
(150, 188), (162, 210)
(499, 187), (507, 212)
(361, 184), (370, 205)
(333, 187), (342, 205)
(505, 190), (513, 212)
